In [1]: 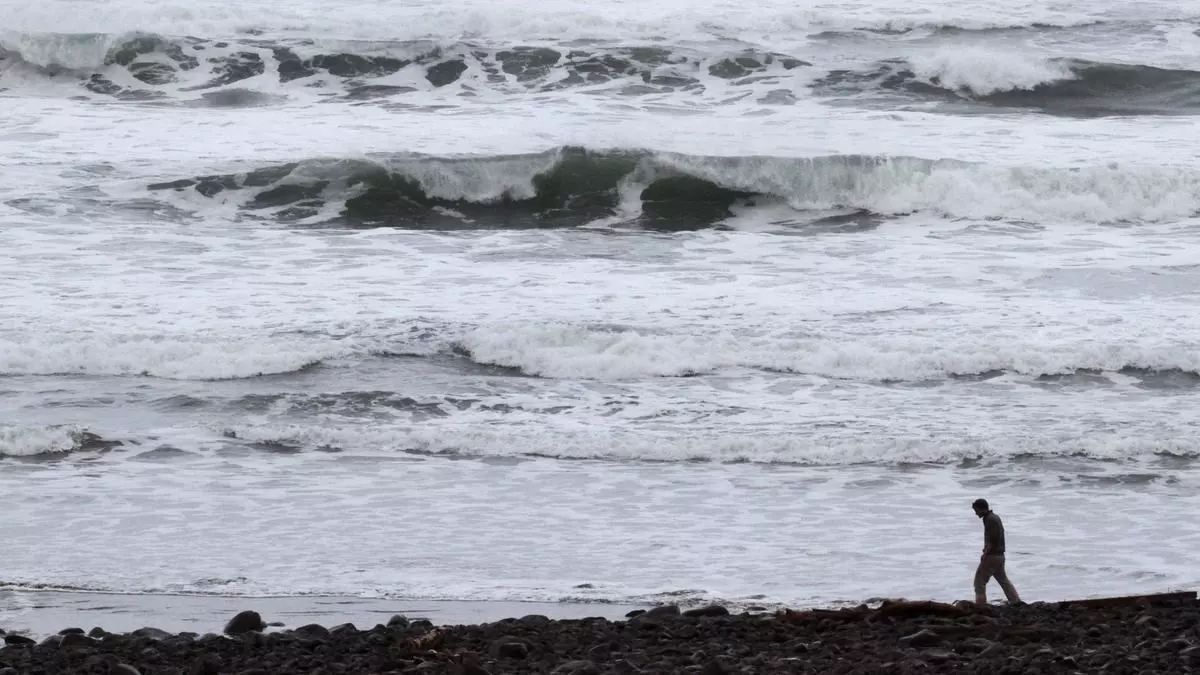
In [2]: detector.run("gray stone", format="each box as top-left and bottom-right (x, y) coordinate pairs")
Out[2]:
(3, 634), (35, 646)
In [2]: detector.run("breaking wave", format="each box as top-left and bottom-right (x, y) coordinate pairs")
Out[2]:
(0, 31), (806, 104)
(7, 320), (1200, 384)
(0, 426), (120, 458)
(140, 147), (1200, 227)
(216, 421), (1200, 465)
(814, 50), (1200, 116)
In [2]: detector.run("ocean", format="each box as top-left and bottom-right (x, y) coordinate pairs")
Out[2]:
(2, 0), (1200, 618)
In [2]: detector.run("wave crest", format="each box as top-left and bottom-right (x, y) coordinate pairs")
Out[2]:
(141, 147), (1200, 227)
(815, 53), (1200, 116)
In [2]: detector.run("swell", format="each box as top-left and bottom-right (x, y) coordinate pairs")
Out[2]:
(0, 31), (807, 104)
(814, 57), (1200, 116)
(140, 147), (1200, 227)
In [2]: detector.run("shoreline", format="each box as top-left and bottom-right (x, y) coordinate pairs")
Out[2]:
(0, 588), (647, 640)
(2, 590), (1197, 674)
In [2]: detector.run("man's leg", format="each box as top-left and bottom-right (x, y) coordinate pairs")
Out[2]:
(991, 556), (1021, 603)
(973, 558), (992, 605)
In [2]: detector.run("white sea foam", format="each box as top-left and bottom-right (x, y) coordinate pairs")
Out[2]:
(5, 0), (1200, 613)
(908, 48), (1076, 95)
(454, 323), (1200, 380)
(0, 333), (345, 380)
(0, 424), (85, 457)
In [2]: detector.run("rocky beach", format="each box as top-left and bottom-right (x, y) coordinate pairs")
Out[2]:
(3, 593), (1198, 674)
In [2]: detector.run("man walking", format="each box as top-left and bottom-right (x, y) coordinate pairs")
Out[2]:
(972, 498), (1021, 605)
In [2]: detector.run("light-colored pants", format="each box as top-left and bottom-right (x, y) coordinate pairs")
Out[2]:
(974, 553), (1020, 605)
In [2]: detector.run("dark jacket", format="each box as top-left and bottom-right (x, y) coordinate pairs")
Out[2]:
(982, 511), (1006, 554)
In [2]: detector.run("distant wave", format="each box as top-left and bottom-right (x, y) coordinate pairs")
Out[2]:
(7, 321), (1200, 384)
(217, 420), (1200, 465)
(139, 146), (1200, 227)
(814, 50), (1200, 116)
(0, 31), (806, 104)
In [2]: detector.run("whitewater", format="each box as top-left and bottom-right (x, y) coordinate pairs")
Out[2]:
(2, 0), (1200, 617)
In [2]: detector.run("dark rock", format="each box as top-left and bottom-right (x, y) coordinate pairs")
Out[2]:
(57, 627), (85, 635)
(625, 610), (646, 618)
(958, 637), (995, 654)
(644, 605), (682, 619)
(519, 614), (551, 624)
(586, 643), (611, 660)
(130, 627), (173, 641)
(426, 59), (467, 87)
(87, 627), (109, 638)
(329, 622), (358, 635)
(3, 634), (35, 646)
(700, 660), (728, 674)
(40, 635), (61, 648)
(898, 629), (942, 648)
(113, 665), (142, 675)
(489, 638), (531, 659)
(224, 610), (265, 635)
(388, 614), (410, 628)
(58, 632), (97, 648)
(190, 653), (222, 675)
(293, 623), (331, 639)
(683, 605), (730, 618)
(189, 52), (265, 89)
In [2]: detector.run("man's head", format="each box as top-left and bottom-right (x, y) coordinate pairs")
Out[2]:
(972, 498), (990, 517)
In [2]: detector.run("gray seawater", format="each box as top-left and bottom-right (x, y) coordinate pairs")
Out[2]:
(2, 0), (1200, 613)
